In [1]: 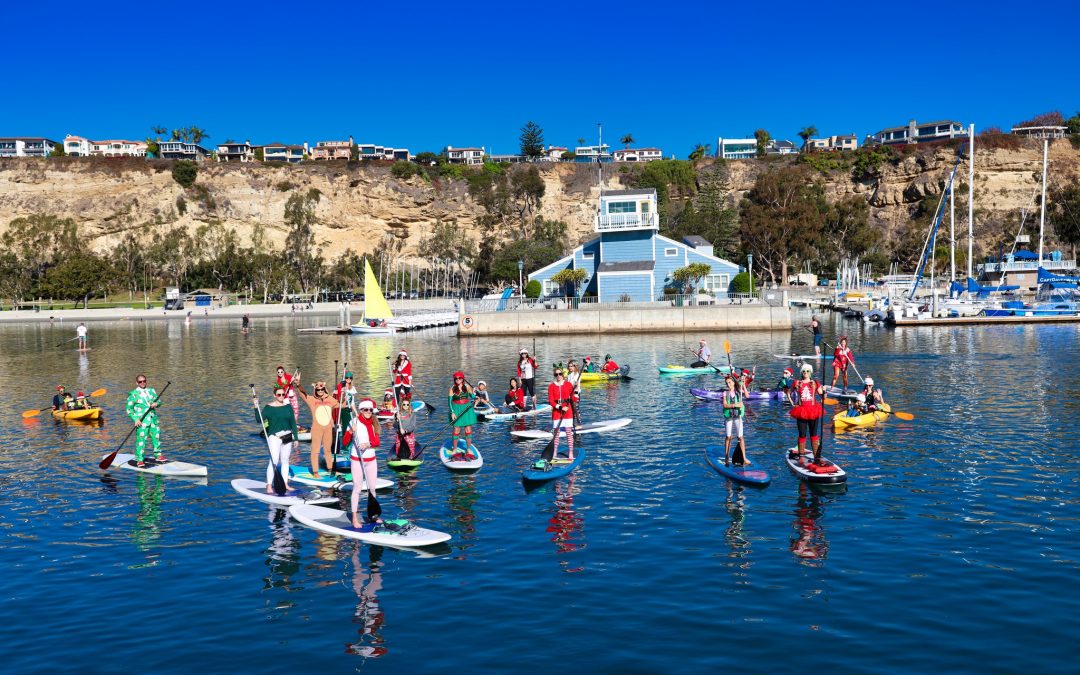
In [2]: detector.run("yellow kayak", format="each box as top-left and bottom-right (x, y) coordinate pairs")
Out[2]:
(833, 403), (890, 430)
(579, 371), (620, 382)
(52, 407), (103, 421)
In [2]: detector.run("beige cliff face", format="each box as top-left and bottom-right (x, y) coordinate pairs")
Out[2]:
(0, 140), (1077, 261)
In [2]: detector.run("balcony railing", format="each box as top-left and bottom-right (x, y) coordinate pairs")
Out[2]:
(594, 212), (659, 231)
(978, 259), (1077, 273)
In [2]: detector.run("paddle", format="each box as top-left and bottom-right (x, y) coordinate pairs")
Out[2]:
(99, 382), (170, 469)
(23, 387), (107, 418)
(250, 384), (288, 495)
(54, 335), (80, 348)
(824, 397), (915, 420)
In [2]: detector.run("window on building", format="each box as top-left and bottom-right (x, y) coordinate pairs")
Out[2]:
(664, 248), (677, 257)
(640, 201), (651, 213)
(607, 201), (636, 214)
(543, 280), (560, 296)
(702, 273), (729, 293)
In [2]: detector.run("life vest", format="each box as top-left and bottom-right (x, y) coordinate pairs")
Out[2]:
(723, 390), (743, 419)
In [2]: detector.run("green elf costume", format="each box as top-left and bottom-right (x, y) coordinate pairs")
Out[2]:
(126, 377), (163, 466)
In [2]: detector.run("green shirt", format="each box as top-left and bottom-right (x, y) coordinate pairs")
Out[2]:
(261, 403), (299, 437)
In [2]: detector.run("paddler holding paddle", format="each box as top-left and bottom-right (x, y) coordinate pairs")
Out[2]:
(691, 339), (711, 368)
(789, 364), (826, 466)
(294, 380), (340, 478)
(347, 398), (381, 528)
(255, 384), (298, 493)
(52, 385), (69, 411)
(447, 371), (477, 459)
(722, 373), (748, 466)
(830, 336), (855, 391)
(126, 374), (164, 468)
(548, 363), (576, 460)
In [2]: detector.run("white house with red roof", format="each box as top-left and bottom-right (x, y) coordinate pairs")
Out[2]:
(64, 135), (147, 157)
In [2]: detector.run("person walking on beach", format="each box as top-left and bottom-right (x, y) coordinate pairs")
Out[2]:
(548, 364), (576, 460)
(790, 364), (825, 465)
(448, 371), (477, 458)
(126, 375), (163, 468)
(294, 380), (340, 478)
(806, 316), (823, 356)
(691, 339), (711, 368)
(256, 384), (298, 494)
(76, 323), (88, 350)
(517, 348), (537, 409)
(830, 336), (855, 391)
(722, 373), (747, 466)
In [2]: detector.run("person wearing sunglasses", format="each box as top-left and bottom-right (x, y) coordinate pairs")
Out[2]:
(447, 371), (477, 459)
(294, 380), (340, 478)
(274, 366), (303, 433)
(335, 371), (359, 448)
(125, 375), (163, 468)
(256, 386), (299, 494)
(348, 398), (381, 528)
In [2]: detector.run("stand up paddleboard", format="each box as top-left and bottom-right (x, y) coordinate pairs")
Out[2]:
(479, 404), (552, 421)
(703, 445), (771, 486)
(103, 453), (208, 477)
(439, 439), (483, 471)
(785, 447), (847, 484)
(230, 478), (339, 507)
(288, 466), (394, 491)
(522, 448), (585, 484)
(510, 417), (632, 441)
(288, 504), (451, 549)
(824, 386), (859, 400)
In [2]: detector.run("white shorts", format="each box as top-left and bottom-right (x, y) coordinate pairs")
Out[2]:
(725, 417), (744, 438)
(552, 416), (573, 434)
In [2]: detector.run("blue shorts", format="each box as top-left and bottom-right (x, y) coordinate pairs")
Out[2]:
(813, 333), (822, 346)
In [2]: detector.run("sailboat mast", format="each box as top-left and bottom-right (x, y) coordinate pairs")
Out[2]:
(1038, 138), (1048, 265)
(950, 178), (956, 282)
(967, 123), (974, 280)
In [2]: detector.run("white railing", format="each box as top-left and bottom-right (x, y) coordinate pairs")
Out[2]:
(978, 260), (1077, 273)
(594, 212), (659, 231)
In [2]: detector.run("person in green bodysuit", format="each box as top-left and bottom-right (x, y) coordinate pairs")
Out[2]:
(126, 374), (163, 468)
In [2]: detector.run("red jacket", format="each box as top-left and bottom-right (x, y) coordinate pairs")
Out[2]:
(833, 346), (854, 369)
(601, 360), (620, 373)
(548, 380), (575, 420)
(393, 360), (412, 387)
(505, 388), (525, 408)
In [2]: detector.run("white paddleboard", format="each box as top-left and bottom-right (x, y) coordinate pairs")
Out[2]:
(289, 466), (394, 491)
(104, 453), (208, 477)
(438, 439), (484, 471)
(510, 417), (633, 441)
(297, 431), (312, 442)
(785, 447), (847, 484)
(288, 504), (451, 548)
(479, 404), (552, 421)
(230, 478), (339, 507)
(824, 386), (859, 400)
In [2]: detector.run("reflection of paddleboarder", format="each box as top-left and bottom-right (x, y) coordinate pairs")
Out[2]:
(790, 483), (828, 563)
(348, 547), (387, 658)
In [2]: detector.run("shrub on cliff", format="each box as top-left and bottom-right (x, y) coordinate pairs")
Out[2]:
(172, 160), (198, 188)
(390, 161), (421, 179)
(851, 145), (898, 182)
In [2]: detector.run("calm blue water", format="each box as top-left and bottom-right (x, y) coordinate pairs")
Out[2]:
(2, 314), (1078, 673)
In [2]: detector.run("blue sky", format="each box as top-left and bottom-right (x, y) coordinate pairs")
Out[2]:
(5, 0), (1079, 156)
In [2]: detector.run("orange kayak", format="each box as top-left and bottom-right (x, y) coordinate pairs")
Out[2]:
(52, 407), (103, 421)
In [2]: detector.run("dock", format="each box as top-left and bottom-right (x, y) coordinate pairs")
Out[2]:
(297, 311), (459, 335)
(887, 314), (1080, 326)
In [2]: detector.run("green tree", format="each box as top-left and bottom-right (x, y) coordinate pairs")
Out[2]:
(798, 125), (818, 153)
(550, 268), (588, 297)
(50, 142), (66, 157)
(0, 213), (82, 282)
(819, 195), (882, 271)
(254, 147), (265, 162)
(510, 165), (545, 220)
(415, 151), (438, 165)
(390, 161), (421, 179)
(283, 188), (322, 292)
(620, 133), (635, 149)
(739, 165), (827, 285)
(40, 253), (112, 307)
(730, 271), (757, 294)
(672, 262), (712, 301)
(1049, 179), (1080, 258)
(489, 217), (568, 283)
(754, 129), (771, 158)
(577, 137), (585, 148)
(688, 143), (710, 160)
(519, 121), (545, 160)
(172, 160), (198, 188)
(525, 279), (542, 298)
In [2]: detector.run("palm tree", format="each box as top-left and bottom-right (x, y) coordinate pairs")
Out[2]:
(798, 126), (818, 153)
(151, 125), (167, 138)
(620, 133), (634, 149)
(688, 143), (711, 161)
(577, 137), (586, 148)
(189, 126), (209, 144)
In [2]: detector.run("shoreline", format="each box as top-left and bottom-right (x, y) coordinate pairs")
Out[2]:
(0, 299), (456, 325)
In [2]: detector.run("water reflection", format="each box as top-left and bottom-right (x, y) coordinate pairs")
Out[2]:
(263, 508), (300, 591)
(346, 546), (387, 658)
(723, 483), (751, 562)
(547, 474), (585, 572)
(447, 474), (479, 542)
(790, 483), (829, 565)
(130, 474), (165, 563)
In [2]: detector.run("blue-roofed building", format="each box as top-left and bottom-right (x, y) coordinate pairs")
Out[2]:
(527, 188), (742, 303)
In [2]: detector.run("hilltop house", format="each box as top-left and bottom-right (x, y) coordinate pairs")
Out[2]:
(310, 138), (353, 160)
(765, 140), (799, 155)
(527, 188), (741, 303)
(716, 138), (756, 159)
(158, 141), (211, 160)
(574, 144), (611, 163)
(446, 146), (484, 164)
(870, 119), (966, 145)
(263, 142), (307, 163)
(0, 137), (59, 157)
(808, 134), (858, 151)
(613, 147), (663, 162)
(217, 141), (256, 162)
(64, 136), (148, 157)
(356, 143), (411, 161)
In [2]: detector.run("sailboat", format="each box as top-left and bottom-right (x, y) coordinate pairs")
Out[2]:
(351, 259), (395, 334)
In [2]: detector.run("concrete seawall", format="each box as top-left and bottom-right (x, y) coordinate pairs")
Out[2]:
(457, 304), (792, 336)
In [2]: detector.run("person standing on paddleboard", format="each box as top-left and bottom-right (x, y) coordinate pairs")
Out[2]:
(393, 392), (418, 460)
(807, 316), (823, 356)
(830, 336), (855, 391)
(275, 366), (303, 431)
(294, 381), (340, 478)
(517, 349), (538, 409)
(126, 375), (163, 468)
(241, 313), (250, 334)
(76, 322), (88, 350)
(447, 371), (477, 458)
(348, 398), (381, 527)
(549, 364), (576, 460)
(257, 385), (298, 493)
(565, 361), (582, 426)
(336, 371), (359, 449)
(503, 378), (526, 413)
(722, 373), (747, 466)
(790, 363), (825, 465)
(392, 350), (412, 400)
(691, 339), (711, 368)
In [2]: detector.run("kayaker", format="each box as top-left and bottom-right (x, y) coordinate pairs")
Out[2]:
(392, 392), (419, 460)
(789, 363), (825, 466)
(392, 350), (413, 400)
(548, 364), (576, 460)
(691, 339), (712, 368)
(474, 380), (492, 409)
(72, 391), (90, 410)
(739, 367), (756, 393)
(294, 380), (340, 478)
(275, 366), (303, 431)
(601, 354), (620, 374)
(806, 315), (823, 356)
(582, 356), (599, 373)
(565, 361), (582, 426)
(256, 384), (298, 494)
(777, 367), (795, 405)
(849, 393), (870, 416)
(126, 374), (163, 468)
(722, 374), (747, 465)
(860, 377), (886, 410)
(335, 371), (359, 450)
(830, 337), (855, 391)
(503, 378), (526, 412)
(347, 399), (381, 527)
(52, 385), (69, 411)
(517, 349), (538, 409)
(447, 371), (477, 459)
(76, 322), (88, 350)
